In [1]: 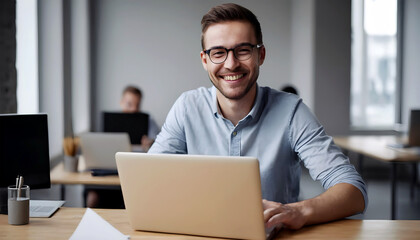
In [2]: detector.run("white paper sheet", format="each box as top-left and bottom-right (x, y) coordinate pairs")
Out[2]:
(69, 208), (129, 240)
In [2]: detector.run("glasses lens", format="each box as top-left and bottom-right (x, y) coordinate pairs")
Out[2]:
(207, 44), (256, 64)
(234, 45), (253, 61)
(209, 48), (227, 64)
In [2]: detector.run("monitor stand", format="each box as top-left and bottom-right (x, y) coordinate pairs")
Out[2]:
(0, 187), (7, 214)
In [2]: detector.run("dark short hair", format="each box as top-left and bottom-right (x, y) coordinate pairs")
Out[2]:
(281, 85), (299, 95)
(123, 86), (142, 98)
(201, 3), (263, 49)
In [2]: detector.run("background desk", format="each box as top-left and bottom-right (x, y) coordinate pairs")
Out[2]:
(333, 135), (420, 220)
(1, 207), (420, 239)
(50, 162), (120, 200)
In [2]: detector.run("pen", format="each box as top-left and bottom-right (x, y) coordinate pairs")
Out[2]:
(17, 176), (23, 199)
(16, 175), (19, 188)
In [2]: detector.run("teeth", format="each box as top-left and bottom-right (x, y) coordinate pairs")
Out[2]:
(224, 74), (243, 81)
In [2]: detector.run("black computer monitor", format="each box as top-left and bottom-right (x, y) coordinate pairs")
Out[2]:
(103, 112), (149, 144)
(0, 114), (51, 213)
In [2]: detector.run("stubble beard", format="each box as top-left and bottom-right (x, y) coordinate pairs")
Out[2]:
(208, 72), (258, 101)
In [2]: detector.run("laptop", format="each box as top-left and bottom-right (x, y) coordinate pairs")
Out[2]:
(408, 109), (420, 147)
(103, 112), (149, 144)
(80, 132), (131, 170)
(116, 152), (276, 240)
(388, 109), (420, 149)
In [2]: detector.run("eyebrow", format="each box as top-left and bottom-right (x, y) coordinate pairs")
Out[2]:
(206, 42), (254, 50)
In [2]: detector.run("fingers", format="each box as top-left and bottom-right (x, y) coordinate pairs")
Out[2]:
(262, 199), (282, 209)
(264, 204), (306, 230)
(262, 200), (304, 229)
(265, 211), (287, 229)
(262, 199), (283, 223)
(263, 203), (285, 223)
(262, 199), (269, 209)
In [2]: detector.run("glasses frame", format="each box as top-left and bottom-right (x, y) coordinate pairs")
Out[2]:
(203, 43), (263, 64)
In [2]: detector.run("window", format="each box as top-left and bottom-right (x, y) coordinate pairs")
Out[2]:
(16, 0), (38, 114)
(351, 0), (398, 129)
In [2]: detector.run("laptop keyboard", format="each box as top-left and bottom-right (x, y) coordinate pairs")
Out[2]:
(30, 205), (56, 213)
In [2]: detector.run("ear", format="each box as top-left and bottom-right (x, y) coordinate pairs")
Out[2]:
(200, 51), (208, 71)
(258, 45), (266, 66)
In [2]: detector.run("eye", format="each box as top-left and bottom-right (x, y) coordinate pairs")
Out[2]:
(236, 46), (252, 56)
(210, 49), (226, 58)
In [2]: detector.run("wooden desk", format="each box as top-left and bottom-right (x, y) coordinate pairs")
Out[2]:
(1, 208), (419, 240)
(333, 135), (420, 220)
(50, 162), (120, 200)
(333, 136), (419, 162)
(51, 162), (120, 186)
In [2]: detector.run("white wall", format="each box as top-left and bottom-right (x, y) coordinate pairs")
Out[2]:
(290, 0), (315, 110)
(403, 0), (420, 182)
(313, 0), (351, 135)
(402, 0), (420, 125)
(92, 0), (293, 129)
(38, 0), (64, 158)
(71, 0), (91, 135)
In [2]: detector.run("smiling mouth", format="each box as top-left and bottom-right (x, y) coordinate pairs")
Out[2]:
(223, 74), (244, 81)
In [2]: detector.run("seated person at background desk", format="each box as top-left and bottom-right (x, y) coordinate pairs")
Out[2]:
(85, 86), (160, 208)
(149, 3), (367, 230)
(280, 84), (299, 95)
(120, 85), (160, 152)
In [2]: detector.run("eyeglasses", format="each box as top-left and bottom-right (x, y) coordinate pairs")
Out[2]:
(203, 43), (263, 64)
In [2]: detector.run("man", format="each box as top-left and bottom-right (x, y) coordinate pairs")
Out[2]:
(280, 85), (299, 95)
(149, 3), (367, 230)
(120, 85), (160, 151)
(86, 86), (160, 208)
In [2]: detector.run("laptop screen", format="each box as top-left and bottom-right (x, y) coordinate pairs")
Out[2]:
(409, 109), (420, 147)
(103, 112), (149, 144)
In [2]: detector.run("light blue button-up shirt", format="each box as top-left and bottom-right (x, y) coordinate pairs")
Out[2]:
(149, 85), (367, 210)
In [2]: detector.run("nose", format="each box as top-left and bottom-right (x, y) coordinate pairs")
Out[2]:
(223, 51), (240, 70)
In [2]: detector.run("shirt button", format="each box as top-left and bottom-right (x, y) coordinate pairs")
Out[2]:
(232, 131), (237, 136)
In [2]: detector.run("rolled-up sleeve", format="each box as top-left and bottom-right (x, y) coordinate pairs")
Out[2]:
(290, 101), (368, 213)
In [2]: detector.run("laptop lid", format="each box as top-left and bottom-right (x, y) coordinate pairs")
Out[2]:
(409, 109), (420, 147)
(80, 133), (131, 170)
(116, 152), (266, 240)
(103, 112), (149, 144)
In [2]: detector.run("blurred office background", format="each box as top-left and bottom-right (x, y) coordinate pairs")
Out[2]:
(1, 0), (419, 219)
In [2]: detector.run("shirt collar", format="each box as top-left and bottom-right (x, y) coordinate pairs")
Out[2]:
(247, 84), (263, 120)
(211, 84), (263, 120)
(211, 86), (219, 117)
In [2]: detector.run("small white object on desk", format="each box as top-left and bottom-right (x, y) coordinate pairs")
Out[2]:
(70, 208), (129, 240)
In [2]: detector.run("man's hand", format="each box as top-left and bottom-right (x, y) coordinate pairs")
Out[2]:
(141, 135), (155, 152)
(263, 199), (307, 230)
(263, 183), (365, 230)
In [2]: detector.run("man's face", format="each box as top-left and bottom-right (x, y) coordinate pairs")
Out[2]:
(200, 21), (265, 101)
(120, 92), (141, 113)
